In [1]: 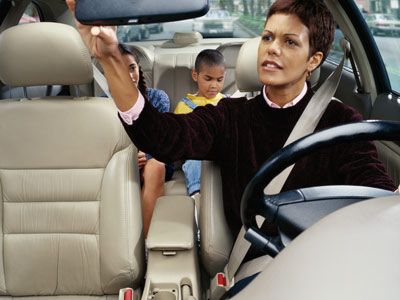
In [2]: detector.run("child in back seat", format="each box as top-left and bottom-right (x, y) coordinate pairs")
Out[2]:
(174, 49), (226, 200)
(119, 44), (174, 238)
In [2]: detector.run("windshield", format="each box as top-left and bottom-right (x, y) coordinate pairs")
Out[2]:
(117, 0), (263, 41)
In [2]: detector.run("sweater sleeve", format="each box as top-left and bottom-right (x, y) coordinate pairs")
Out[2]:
(120, 97), (233, 163)
(332, 106), (396, 191)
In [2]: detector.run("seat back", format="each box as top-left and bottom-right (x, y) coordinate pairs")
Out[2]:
(0, 22), (144, 297)
(153, 51), (198, 112)
(216, 42), (243, 96)
(200, 161), (233, 276)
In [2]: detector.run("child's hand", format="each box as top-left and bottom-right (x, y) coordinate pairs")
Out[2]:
(137, 151), (147, 169)
(65, 0), (118, 60)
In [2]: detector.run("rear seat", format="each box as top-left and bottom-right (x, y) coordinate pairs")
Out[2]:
(127, 33), (247, 111)
(123, 36), (251, 195)
(0, 85), (63, 99)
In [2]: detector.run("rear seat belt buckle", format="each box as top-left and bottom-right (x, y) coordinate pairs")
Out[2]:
(217, 272), (227, 286)
(223, 265), (235, 288)
(119, 288), (134, 300)
(210, 272), (230, 300)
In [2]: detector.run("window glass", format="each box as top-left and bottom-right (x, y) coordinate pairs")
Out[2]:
(327, 27), (352, 69)
(19, 2), (40, 24)
(117, 0), (267, 42)
(116, 0), (400, 92)
(356, 0), (400, 92)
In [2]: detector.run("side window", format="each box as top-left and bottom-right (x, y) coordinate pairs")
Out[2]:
(19, 2), (40, 24)
(359, 1), (400, 93)
(327, 27), (352, 69)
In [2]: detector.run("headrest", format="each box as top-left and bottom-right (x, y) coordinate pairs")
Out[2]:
(235, 37), (262, 92)
(235, 37), (320, 92)
(0, 22), (92, 87)
(172, 32), (203, 45)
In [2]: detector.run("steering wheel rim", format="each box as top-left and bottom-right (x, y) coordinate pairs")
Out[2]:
(240, 120), (400, 253)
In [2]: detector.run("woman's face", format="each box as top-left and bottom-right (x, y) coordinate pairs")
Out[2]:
(257, 13), (322, 90)
(122, 53), (140, 86)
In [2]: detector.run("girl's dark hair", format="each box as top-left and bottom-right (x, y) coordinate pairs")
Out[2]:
(266, 0), (335, 65)
(118, 43), (148, 99)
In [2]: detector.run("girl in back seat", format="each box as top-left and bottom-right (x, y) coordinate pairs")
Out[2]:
(119, 44), (174, 237)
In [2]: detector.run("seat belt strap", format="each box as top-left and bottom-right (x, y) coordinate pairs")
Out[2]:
(92, 63), (112, 98)
(220, 40), (350, 286)
(182, 97), (198, 110)
(266, 42), (348, 195)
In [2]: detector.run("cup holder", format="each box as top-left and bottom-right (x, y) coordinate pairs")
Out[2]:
(153, 291), (176, 300)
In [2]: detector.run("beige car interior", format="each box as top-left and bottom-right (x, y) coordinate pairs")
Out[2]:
(0, 22), (145, 299)
(0, 3), (399, 299)
(234, 195), (400, 300)
(0, 20), (324, 300)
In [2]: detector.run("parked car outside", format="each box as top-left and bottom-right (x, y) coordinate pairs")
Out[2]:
(192, 9), (235, 37)
(117, 24), (150, 42)
(365, 13), (400, 36)
(146, 23), (163, 34)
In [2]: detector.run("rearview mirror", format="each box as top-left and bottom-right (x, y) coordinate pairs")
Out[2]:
(75, 0), (210, 25)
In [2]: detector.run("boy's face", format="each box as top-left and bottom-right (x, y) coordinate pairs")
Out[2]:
(192, 64), (225, 99)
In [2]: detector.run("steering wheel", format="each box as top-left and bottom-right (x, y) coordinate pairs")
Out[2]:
(240, 120), (400, 257)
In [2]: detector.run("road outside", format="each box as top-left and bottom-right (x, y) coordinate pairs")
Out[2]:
(147, 19), (259, 40)
(374, 35), (400, 92)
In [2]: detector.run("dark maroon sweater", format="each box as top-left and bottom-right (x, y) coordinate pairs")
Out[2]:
(122, 87), (396, 236)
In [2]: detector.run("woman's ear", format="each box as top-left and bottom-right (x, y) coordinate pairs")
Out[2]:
(191, 69), (198, 82)
(308, 51), (323, 73)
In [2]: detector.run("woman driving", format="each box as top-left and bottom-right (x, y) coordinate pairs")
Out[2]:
(66, 0), (396, 238)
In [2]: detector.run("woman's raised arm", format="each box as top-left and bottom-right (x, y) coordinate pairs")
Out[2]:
(66, 0), (139, 112)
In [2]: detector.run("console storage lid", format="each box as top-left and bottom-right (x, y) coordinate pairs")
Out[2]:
(146, 195), (195, 250)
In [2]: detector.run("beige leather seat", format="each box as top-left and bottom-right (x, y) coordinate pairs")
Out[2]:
(0, 22), (144, 299)
(216, 42), (243, 96)
(200, 37), (264, 277)
(200, 37), (321, 276)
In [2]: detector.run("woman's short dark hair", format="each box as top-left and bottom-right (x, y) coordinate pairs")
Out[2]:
(266, 0), (335, 65)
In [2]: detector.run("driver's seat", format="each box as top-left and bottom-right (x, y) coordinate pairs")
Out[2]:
(0, 23), (144, 299)
(200, 37), (321, 278)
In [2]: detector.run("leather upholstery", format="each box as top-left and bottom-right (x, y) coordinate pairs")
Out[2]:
(0, 23), (144, 297)
(235, 37), (263, 92)
(0, 22), (92, 86)
(146, 196), (195, 250)
(216, 42), (243, 95)
(200, 161), (233, 276)
(153, 52), (198, 111)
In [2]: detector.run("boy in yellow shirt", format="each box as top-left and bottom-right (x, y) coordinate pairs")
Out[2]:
(174, 49), (226, 198)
